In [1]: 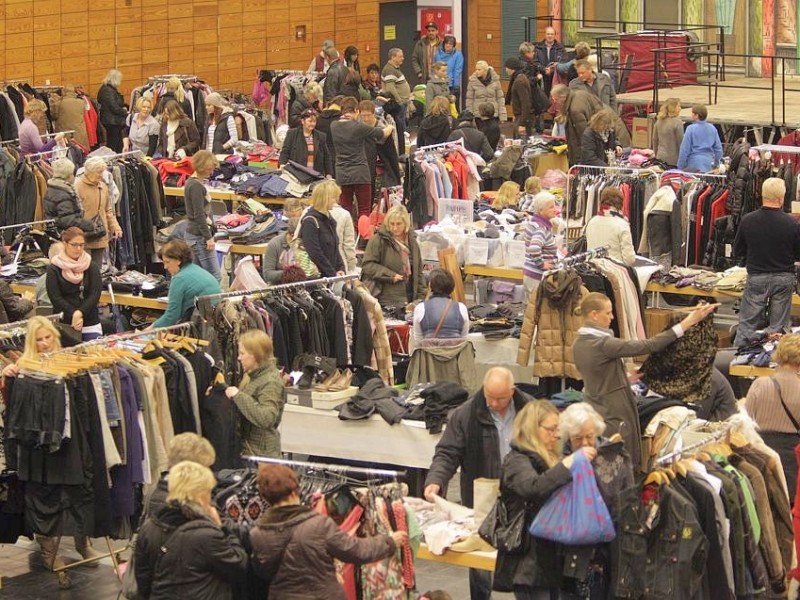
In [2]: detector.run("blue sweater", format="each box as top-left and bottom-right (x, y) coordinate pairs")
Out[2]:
(153, 262), (221, 327)
(677, 120), (722, 172)
(435, 48), (464, 90)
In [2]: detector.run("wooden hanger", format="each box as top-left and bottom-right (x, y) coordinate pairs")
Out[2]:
(644, 471), (666, 486)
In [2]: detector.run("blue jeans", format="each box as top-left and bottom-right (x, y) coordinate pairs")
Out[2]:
(734, 272), (795, 347)
(184, 231), (221, 282)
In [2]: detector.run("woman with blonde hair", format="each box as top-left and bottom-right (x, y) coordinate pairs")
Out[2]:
(18, 99), (66, 155)
(653, 97), (684, 166)
(580, 108), (621, 166)
(183, 149), (222, 281)
(225, 330), (287, 457)
(416, 96), (452, 147)
(135, 461), (248, 600)
(123, 96), (160, 155)
(290, 81), (324, 128)
(494, 400), (597, 596)
(518, 176), (542, 212)
(745, 332), (800, 501)
(299, 180), (346, 277)
(1, 317), (107, 573)
(155, 76), (193, 119)
(361, 204), (426, 309)
(97, 69), (128, 152)
(492, 181), (521, 210)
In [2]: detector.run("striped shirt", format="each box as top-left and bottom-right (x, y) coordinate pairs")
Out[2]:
(522, 216), (557, 281)
(744, 369), (800, 434)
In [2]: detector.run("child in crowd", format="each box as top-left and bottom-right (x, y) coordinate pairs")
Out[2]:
(425, 62), (452, 112)
(518, 176), (542, 212)
(476, 102), (501, 150)
(491, 180), (521, 209)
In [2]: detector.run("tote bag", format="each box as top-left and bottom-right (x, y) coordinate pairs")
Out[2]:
(529, 451), (615, 545)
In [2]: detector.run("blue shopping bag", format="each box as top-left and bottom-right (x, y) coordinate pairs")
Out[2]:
(529, 450), (616, 544)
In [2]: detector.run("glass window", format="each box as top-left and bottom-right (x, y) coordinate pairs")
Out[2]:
(582, 0), (617, 28)
(644, 0), (681, 28)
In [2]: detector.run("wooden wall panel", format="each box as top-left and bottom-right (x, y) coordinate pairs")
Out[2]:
(0, 0), (383, 96)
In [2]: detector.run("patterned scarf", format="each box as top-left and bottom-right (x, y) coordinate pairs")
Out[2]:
(393, 236), (411, 276)
(50, 251), (91, 284)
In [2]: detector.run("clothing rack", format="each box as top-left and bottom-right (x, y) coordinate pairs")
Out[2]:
(148, 74), (198, 83)
(654, 422), (735, 465)
(41, 322), (193, 356)
(89, 149), (143, 161)
(569, 164), (661, 178)
(197, 274), (359, 305)
(243, 455), (405, 479)
(415, 138), (465, 152)
(0, 312), (62, 333)
(42, 131), (73, 140)
(543, 246), (609, 276)
(0, 218), (55, 232)
(752, 144), (800, 154)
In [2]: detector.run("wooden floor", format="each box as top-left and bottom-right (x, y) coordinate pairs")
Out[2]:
(617, 75), (800, 127)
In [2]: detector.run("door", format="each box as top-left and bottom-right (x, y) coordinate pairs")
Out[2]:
(380, 1), (419, 86)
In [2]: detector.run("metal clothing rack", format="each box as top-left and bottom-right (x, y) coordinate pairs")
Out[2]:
(197, 274), (359, 305)
(752, 144), (800, 154)
(40, 322), (193, 357)
(415, 138), (465, 153)
(0, 312), (62, 334)
(148, 74), (198, 83)
(654, 422), (735, 465)
(244, 455), (405, 479)
(90, 149), (143, 161)
(542, 246), (609, 277)
(0, 218), (54, 232)
(569, 164), (661, 177)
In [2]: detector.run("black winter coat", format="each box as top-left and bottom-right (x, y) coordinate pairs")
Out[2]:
(299, 207), (344, 277)
(424, 389), (532, 507)
(0, 280), (33, 324)
(494, 446), (572, 592)
(580, 128), (616, 166)
(97, 83), (128, 126)
(46, 261), (102, 327)
(278, 127), (333, 176)
(154, 92), (193, 121)
(448, 123), (495, 162)
(44, 179), (93, 232)
(416, 114), (451, 148)
(323, 61), (350, 104)
(135, 502), (249, 600)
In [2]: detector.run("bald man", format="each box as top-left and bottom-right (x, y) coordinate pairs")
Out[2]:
(424, 366), (532, 600)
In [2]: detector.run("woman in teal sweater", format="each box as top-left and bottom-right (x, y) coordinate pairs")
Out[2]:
(152, 239), (221, 328)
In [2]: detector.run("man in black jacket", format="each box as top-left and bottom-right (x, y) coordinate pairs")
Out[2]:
(323, 48), (350, 105)
(504, 57), (534, 138)
(424, 367), (532, 600)
(534, 27), (565, 97)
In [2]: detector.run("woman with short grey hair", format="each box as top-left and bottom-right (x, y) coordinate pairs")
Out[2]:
(97, 69), (128, 152)
(521, 191), (560, 298)
(45, 158), (95, 235)
(559, 402), (606, 449)
(74, 156), (122, 265)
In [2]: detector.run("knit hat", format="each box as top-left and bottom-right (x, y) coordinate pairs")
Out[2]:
(205, 92), (227, 108)
(504, 57), (522, 70)
(458, 109), (476, 123)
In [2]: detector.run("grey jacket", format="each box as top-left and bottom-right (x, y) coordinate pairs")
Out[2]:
(425, 75), (451, 111)
(572, 323), (679, 472)
(653, 116), (684, 166)
(406, 340), (478, 393)
(569, 72), (617, 111)
(262, 232), (289, 283)
(465, 68), (508, 121)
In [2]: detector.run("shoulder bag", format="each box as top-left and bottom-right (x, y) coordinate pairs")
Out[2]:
(770, 376), (800, 434)
(290, 215), (321, 279)
(84, 188), (107, 241)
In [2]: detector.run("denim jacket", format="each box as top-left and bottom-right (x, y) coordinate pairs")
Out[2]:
(613, 483), (708, 598)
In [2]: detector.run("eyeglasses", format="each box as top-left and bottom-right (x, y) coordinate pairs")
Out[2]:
(67, 242), (85, 248)
(570, 434), (597, 444)
(540, 424), (559, 434)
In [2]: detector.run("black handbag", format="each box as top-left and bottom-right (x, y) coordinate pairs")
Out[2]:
(478, 496), (527, 553)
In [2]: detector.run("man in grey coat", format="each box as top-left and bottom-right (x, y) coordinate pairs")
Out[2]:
(569, 59), (617, 111)
(572, 293), (717, 472)
(424, 367), (532, 600)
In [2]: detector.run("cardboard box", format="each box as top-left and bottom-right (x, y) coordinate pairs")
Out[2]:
(631, 116), (655, 149)
(285, 386), (359, 410)
(644, 308), (680, 337)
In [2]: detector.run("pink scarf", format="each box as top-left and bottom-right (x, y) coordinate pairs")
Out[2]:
(51, 251), (91, 284)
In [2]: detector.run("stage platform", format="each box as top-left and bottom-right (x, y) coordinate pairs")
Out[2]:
(616, 75), (800, 128)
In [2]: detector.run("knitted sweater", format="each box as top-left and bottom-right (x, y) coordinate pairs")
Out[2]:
(522, 216), (557, 281)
